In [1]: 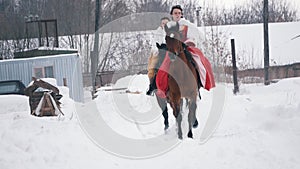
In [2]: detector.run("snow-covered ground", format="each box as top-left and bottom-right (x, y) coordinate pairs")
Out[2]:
(1, 75), (300, 169)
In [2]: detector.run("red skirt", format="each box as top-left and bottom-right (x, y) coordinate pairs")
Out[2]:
(156, 47), (215, 98)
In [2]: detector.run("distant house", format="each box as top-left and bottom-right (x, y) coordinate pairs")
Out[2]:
(0, 50), (84, 102)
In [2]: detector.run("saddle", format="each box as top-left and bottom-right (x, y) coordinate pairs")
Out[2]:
(155, 44), (215, 98)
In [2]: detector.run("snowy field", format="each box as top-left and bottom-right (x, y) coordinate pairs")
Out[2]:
(0, 75), (300, 169)
(201, 21), (300, 68)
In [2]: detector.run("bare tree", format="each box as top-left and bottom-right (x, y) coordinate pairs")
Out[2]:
(134, 0), (170, 13)
(202, 0), (298, 25)
(100, 0), (132, 27)
(94, 31), (151, 72)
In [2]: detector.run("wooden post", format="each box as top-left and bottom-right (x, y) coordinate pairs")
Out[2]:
(63, 78), (67, 86)
(91, 0), (101, 98)
(263, 0), (270, 85)
(45, 21), (49, 47)
(38, 20), (42, 47)
(54, 19), (59, 47)
(231, 39), (239, 94)
(25, 21), (29, 49)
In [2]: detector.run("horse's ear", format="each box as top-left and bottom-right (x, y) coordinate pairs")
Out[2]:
(161, 43), (167, 49)
(156, 42), (160, 48)
(182, 42), (187, 49)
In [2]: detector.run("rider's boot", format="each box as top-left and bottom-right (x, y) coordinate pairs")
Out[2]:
(146, 77), (155, 95)
(146, 75), (157, 96)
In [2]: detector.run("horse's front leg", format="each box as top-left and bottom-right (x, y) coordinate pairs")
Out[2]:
(171, 99), (183, 139)
(187, 99), (197, 138)
(176, 109), (183, 139)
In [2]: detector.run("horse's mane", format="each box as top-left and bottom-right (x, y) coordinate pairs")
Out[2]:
(182, 43), (193, 63)
(165, 21), (179, 33)
(156, 43), (168, 67)
(165, 22), (194, 64)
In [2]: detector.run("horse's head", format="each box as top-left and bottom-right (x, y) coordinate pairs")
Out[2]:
(164, 21), (184, 61)
(156, 42), (167, 51)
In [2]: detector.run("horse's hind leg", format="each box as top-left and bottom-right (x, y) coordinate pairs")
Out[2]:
(162, 107), (169, 130)
(193, 118), (198, 128)
(156, 96), (169, 130)
(188, 100), (197, 138)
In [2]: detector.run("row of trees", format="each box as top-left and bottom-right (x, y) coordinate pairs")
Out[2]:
(202, 0), (299, 25)
(0, 0), (299, 74)
(2, 0), (296, 39)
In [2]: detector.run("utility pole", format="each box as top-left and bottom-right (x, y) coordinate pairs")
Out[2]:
(263, 0), (270, 85)
(91, 0), (101, 97)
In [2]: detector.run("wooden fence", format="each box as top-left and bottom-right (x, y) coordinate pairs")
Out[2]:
(224, 62), (300, 83)
(82, 64), (148, 87)
(83, 62), (300, 87)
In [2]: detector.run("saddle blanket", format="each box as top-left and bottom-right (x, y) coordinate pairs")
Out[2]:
(156, 46), (215, 98)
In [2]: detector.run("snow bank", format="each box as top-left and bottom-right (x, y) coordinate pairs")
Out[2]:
(0, 75), (300, 169)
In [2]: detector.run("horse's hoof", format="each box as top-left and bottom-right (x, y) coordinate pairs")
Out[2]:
(164, 124), (169, 130)
(187, 131), (193, 138)
(193, 119), (198, 128)
(146, 91), (152, 96)
(178, 135), (183, 140)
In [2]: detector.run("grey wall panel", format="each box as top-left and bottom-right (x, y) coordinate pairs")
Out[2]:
(0, 54), (84, 102)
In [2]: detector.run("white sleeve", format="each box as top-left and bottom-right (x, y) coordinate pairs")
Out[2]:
(154, 26), (166, 45)
(179, 19), (202, 47)
(151, 27), (166, 54)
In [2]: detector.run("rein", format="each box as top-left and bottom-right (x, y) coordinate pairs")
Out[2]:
(166, 31), (185, 57)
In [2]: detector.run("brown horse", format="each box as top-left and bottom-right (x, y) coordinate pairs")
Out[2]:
(164, 21), (199, 139)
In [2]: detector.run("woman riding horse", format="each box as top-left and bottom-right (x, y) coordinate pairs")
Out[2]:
(147, 5), (215, 139)
(164, 21), (199, 139)
(156, 5), (215, 98)
(147, 5), (202, 95)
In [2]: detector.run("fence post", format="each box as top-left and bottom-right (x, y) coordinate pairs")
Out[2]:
(63, 78), (67, 86)
(263, 0), (270, 85)
(231, 39), (239, 94)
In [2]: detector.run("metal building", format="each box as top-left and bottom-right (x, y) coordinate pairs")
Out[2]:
(0, 53), (84, 102)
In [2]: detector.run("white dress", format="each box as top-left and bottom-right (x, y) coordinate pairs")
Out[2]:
(178, 18), (203, 47)
(151, 26), (166, 55)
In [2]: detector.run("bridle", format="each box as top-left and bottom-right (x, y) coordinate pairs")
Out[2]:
(165, 30), (185, 57)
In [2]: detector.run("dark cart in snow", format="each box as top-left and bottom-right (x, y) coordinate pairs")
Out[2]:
(25, 78), (63, 116)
